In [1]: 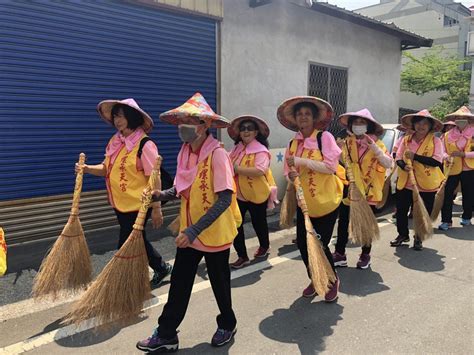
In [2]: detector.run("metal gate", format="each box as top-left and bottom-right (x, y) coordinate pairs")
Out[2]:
(0, 0), (217, 244)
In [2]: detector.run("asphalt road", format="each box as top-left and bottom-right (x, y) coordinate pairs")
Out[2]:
(1, 202), (473, 354)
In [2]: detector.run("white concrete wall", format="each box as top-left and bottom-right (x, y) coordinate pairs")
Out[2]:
(220, 0), (402, 149)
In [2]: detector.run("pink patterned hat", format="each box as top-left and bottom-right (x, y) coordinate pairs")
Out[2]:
(338, 108), (384, 136)
(97, 98), (154, 133)
(277, 96), (334, 132)
(160, 92), (229, 128)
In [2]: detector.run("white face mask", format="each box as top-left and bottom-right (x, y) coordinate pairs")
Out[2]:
(178, 124), (199, 143)
(456, 120), (468, 130)
(352, 125), (368, 136)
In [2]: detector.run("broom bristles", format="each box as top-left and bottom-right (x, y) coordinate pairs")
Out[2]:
(280, 183), (297, 229)
(305, 217), (336, 296)
(33, 215), (92, 299)
(64, 230), (150, 326)
(348, 183), (380, 246)
(430, 184), (446, 221)
(168, 215), (181, 235)
(412, 188), (433, 241)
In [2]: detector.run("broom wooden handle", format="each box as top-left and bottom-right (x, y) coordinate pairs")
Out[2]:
(289, 166), (320, 239)
(133, 156), (163, 231)
(340, 141), (356, 183)
(404, 158), (421, 195)
(71, 153), (86, 216)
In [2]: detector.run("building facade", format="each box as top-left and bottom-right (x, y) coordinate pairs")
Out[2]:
(357, 0), (471, 112)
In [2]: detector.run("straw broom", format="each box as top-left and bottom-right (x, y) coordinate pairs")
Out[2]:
(430, 157), (453, 221)
(64, 156), (163, 326)
(289, 166), (336, 296)
(279, 182), (297, 229)
(32, 153), (92, 299)
(341, 144), (380, 246)
(405, 156), (433, 241)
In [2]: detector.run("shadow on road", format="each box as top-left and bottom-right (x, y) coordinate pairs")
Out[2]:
(52, 315), (148, 348)
(259, 297), (343, 354)
(337, 268), (390, 297)
(394, 246), (445, 272)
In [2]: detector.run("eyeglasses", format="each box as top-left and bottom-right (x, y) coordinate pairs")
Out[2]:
(240, 124), (256, 132)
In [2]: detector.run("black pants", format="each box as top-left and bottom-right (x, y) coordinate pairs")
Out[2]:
(296, 206), (339, 275)
(157, 247), (236, 338)
(114, 209), (166, 272)
(335, 202), (374, 256)
(441, 170), (474, 223)
(396, 189), (435, 238)
(233, 199), (269, 258)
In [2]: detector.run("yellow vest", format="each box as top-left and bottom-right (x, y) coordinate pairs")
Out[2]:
(289, 130), (343, 218)
(397, 134), (444, 191)
(444, 135), (474, 175)
(344, 136), (387, 204)
(179, 149), (242, 247)
(105, 134), (149, 212)
(237, 153), (271, 204)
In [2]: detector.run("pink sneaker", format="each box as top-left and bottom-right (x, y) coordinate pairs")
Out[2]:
(302, 283), (317, 298)
(254, 247), (270, 258)
(230, 257), (250, 269)
(324, 276), (339, 303)
(332, 251), (347, 267)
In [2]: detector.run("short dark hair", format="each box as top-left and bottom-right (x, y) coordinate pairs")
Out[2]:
(233, 119), (269, 148)
(412, 116), (433, 131)
(293, 102), (319, 120)
(111, 103), (144, 130)
(348, 116), (376, 134)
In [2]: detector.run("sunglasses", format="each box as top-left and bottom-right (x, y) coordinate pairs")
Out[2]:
(240, 124), (257, 132)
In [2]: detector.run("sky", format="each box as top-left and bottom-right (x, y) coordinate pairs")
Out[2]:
(326, 0), (474, 11)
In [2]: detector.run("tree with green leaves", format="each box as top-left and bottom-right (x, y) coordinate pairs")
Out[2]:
(401, 46), (471, 119)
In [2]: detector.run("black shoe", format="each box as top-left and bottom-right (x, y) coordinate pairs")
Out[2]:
(390, 235), (410, 247)
(413, 238), (423, 251)
(151, 263), (172, 287)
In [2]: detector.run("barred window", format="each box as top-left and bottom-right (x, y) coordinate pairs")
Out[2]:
(308, 63), (348, 137)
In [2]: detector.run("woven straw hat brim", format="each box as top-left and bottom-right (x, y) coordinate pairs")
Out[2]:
(277, 96), (334, 132)
(227, 115), (270, 141)
(97, 100), (154, 133)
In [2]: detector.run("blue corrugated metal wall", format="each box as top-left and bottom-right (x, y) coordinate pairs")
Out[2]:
(0, 0), (217, 201)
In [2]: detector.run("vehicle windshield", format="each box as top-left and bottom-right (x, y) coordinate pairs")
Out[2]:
(380, 129), (396, 153)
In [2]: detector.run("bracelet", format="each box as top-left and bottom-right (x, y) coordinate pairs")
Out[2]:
(151, 194), (160, 202)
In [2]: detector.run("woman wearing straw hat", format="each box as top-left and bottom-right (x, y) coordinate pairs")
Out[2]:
(390, 110), (444, 250)
(76, 98), (172, 286)
(438, 106), (474, 230)
(390, 124), (415, 221)
(441, 121), (457, 135)
(332, 109), (392, 269)
(137, 93), (241, 352)
(278, 96), (343, 301)
(227, 115), (278, 269)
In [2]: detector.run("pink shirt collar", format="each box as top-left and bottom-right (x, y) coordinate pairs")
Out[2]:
(448, 126), (474, 143)
(294, 130), (318, 150)
(105, 128), (145, 156)
(175, 134), (221, 194)
(229, 140), (269, 162)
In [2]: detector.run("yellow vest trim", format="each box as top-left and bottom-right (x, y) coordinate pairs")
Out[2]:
(289, 130), (343, 217)
(105, 134), (149, 212)
(344, 136), (387, 204)
(179, 149), (242, 247)
(237, 153), (271, 204)
(397, 134), (444, 191)
(444, 135), (474, 175)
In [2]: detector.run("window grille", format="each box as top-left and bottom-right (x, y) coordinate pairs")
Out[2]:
(308, 63), (348, 137)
